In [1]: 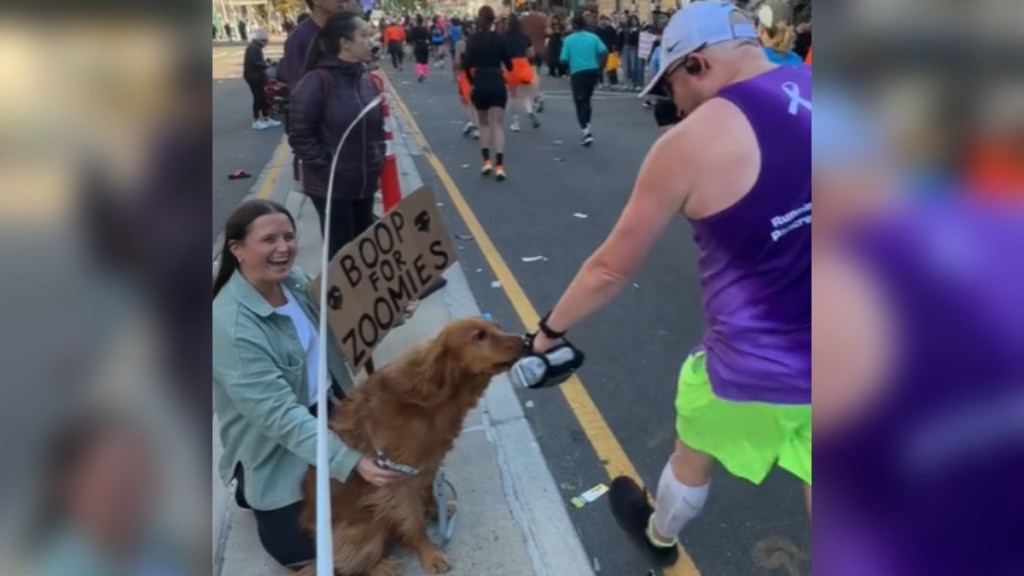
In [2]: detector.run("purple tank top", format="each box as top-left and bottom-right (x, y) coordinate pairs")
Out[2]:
(688, 65), (812, 405)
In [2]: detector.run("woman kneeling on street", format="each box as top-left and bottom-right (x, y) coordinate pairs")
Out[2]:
(212, 200), (399, 569)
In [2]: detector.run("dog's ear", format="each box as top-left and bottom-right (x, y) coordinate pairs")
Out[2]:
(424, 338), (463, 397)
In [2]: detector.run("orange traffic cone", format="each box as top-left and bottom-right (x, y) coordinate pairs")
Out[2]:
(379, 95), (401, 213)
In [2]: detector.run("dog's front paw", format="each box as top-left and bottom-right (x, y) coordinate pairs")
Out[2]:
(418, 548), (450, 574)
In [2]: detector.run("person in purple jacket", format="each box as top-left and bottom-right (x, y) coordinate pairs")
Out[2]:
(288, 11), (383, 263)
(282, 0), (362, 92)
(526, 1), (811, 567)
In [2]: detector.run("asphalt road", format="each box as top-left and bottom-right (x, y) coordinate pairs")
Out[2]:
(212, 42), (286, 237)
(385, 63), (812, 576)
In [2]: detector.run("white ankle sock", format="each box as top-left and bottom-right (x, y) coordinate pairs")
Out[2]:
(650, 460), (709, 543)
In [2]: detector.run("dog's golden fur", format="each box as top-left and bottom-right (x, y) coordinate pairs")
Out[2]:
(298, 317), (524, 576)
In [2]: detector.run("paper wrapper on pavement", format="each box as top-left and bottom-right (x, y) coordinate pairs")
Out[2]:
(310, 186), (457, 371)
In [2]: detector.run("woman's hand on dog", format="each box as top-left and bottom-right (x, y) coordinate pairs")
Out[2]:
(357, 455), (401, 486)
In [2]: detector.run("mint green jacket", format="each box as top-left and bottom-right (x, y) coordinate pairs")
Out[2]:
(213, 268), (360, 510)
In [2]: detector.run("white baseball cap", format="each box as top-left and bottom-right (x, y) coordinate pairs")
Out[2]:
(640, 1), (759, 97)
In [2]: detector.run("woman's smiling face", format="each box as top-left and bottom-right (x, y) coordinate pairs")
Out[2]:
(230, 213), (297, 286)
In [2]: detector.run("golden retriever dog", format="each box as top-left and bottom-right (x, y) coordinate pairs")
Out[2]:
(298, 317), (525, 576)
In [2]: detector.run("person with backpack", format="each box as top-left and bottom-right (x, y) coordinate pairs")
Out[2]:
(288, 12), (385, 263)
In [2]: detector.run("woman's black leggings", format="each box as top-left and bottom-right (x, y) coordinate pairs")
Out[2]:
(233, 400), (342, 569)
(246, 77), (268, 120)
(570, 69), (600, 129)
(307, 194), (377, 373)
(307, 195), (375, 262)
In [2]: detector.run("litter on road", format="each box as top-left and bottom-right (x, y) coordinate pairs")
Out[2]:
(455, 233), (474, 241)
(573, 213), (588, 219)
(491, 280), (501, 288)
(521, 256), (547, 262)
(570, 483), (609, 508)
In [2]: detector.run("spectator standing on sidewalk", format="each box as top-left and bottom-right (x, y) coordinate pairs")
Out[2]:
(596, 15), (620, 88)
(238, 18), (249, 41)
(546, 19), (568, 78)
(244, 29), (281, 131)
(212, 200), (399, 569)
(619, 15), (642, 90)
(282, 0), (362, 91)
(528, 1), (810, 567)
(289, 12), (384, 265)
(560, 14), (607, 146)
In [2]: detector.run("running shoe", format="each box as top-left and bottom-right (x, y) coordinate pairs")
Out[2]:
(529, 112), (540, 129)
(462, 122), (475, 136)
(481, 160), (493, 176)
(535, 97), (544, 113)
(252, 119), (269, 130)
(608, 476), (680, 567)
(581, 133), (595, 146)
(263, 117), (282, 127)
(495, 165), (506, 181)
(510, 119), (521, 132)
(471, 128), (480, 140)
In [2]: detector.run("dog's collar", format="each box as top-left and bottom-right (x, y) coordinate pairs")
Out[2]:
(375, 451), (420, 476)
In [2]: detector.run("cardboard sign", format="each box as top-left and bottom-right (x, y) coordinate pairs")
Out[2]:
(311, 186), (457, 370)
(638, 32), (656, 60)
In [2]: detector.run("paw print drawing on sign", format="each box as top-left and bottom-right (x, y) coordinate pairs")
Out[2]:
(414, 210), (431, 233)
(327, 286), (343, 310)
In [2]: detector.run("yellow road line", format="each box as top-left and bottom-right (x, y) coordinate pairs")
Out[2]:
(384, 78), (701, 576)
(258, 137), (290, 199)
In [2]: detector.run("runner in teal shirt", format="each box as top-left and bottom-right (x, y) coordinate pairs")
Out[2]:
(560, 26), (606, 74)
(560, 16), (607, 146)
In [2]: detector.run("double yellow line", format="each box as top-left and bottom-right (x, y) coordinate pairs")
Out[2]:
(384, 78), (701, 576)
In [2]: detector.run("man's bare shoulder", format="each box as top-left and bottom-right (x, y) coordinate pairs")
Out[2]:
(665, 98), (750, 153)
(659, 97), (760, 217)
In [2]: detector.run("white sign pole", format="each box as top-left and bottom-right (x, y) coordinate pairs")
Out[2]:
(314, 91), (384, 576)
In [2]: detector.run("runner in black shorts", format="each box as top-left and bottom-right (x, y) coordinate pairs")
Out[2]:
(462, 5), (513, 181)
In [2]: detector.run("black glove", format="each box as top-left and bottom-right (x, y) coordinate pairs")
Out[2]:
(508, 333), (585, 389)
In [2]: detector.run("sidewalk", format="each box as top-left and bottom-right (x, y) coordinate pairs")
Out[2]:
(213, 109), (594, 576)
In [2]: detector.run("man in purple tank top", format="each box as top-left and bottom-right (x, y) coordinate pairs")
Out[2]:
(525, 1), (811, 566)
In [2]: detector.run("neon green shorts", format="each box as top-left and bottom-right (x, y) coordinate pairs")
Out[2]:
(674, 350), (811, 486)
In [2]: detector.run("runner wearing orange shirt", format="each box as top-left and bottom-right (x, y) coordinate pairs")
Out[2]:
(383, 20), (407, 71)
